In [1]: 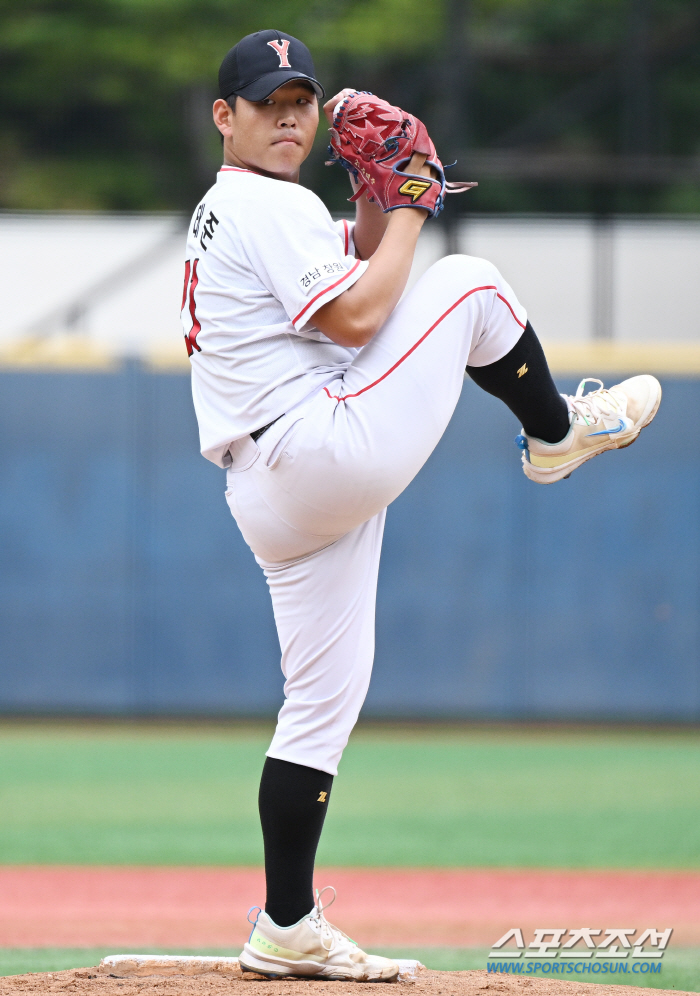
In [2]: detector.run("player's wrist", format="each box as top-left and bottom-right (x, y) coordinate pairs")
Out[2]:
(386, 205), (428, 230)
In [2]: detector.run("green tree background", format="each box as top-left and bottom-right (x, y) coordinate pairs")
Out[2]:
(1, 0), (699, 215)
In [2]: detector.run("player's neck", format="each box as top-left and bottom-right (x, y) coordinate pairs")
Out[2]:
(222, 150), (300, 184)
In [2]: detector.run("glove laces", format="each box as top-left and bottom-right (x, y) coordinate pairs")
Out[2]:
(565, 378), (625, 427)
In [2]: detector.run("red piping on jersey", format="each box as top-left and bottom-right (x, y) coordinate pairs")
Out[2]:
(219, 166), (255, 173)
(181, 259), (191, 312)
(293, 260), (362, 325)
(186, 258), (202, 355)
(342, 219), (350, 256)
(496, 292), (526, 329)
(323, 285), (525, 403)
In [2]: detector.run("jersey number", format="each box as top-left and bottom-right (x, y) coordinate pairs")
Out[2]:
(182, 259), (201, 356)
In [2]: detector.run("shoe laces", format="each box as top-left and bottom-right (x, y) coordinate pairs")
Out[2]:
(310, 886), (356, 952)
(564, 378), (624, 427)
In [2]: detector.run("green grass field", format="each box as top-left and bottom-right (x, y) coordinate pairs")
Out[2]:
(0, 721), (698, 866)
(1, 721), (699, 987)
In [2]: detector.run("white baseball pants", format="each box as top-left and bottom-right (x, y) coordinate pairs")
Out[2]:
(225, 254), (527, 774)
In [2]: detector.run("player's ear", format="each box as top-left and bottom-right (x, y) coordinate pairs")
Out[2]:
(213, 98), (234, 138)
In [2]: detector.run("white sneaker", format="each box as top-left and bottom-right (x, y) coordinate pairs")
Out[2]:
(240, 888), (400, 982)
(517, 374), (662, 484)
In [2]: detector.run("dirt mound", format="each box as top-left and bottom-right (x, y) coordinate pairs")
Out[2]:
(0, 967), (693, 996)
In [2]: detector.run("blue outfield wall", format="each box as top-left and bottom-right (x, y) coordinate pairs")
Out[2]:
(0, 365), (698, 720)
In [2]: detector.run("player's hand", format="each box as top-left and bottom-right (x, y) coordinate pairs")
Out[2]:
(323, 89), (359, 126)
(403, 151), (440, 184)
(405, 152), (433, 179)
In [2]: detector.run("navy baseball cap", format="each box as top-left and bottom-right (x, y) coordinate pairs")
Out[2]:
(218, 29), (325, 102)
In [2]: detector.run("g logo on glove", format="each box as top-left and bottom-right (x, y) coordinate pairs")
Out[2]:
(397, 178), (432, 203)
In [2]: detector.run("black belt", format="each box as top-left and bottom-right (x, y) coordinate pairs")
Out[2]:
(251, 415), (283, 442)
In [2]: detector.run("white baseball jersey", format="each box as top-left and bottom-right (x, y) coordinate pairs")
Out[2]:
(181, 166), (368, 467)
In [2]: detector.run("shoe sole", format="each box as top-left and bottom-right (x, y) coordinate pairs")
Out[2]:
(523, 377), (662, 485)
(240, 955), (399, 983)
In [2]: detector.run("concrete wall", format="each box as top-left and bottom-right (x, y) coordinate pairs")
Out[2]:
(410, 216), (700, 342)
(3, 213), (700, 362)
(1, 367), (698, 720)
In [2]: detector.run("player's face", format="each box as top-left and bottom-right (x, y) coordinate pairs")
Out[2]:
(214, 81), (319, 182)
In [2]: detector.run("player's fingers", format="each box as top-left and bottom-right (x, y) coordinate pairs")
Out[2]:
(406, 152), (428, 174)
(323, 89), (358, 125)
(323, 88), (357, 122)
(405, 152), (439, 181)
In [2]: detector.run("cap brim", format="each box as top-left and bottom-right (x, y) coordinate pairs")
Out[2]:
(232, 70), (324, 102)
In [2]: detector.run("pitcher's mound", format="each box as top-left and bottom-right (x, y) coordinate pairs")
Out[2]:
(0, 967), (692, 996)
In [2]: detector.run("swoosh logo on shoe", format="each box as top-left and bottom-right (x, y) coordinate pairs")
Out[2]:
(586, 418), (626, 437)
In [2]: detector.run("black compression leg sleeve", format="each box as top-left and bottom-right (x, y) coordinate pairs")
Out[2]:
(466, 321), (570, 443)
(258, 757), (334, 927)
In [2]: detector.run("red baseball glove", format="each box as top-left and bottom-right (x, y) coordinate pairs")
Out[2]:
(326, 91), (476, 218)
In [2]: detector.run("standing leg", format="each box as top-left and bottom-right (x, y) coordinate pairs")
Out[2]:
(229, 503), (397, 979)
(258, 757), (333, 927)
(234, 509), (385, 925)
(263, 512), (386, 775)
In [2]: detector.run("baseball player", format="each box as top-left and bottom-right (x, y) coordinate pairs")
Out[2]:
(181, 28), (662, 982)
